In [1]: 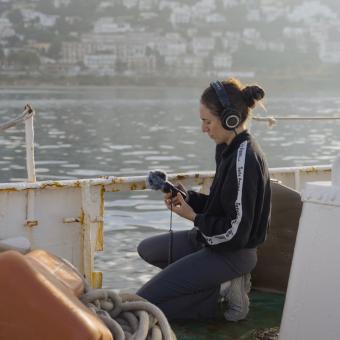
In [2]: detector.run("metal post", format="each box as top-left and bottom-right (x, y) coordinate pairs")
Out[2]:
(24, 108), (36, 183)
(24, 105), (38, 228)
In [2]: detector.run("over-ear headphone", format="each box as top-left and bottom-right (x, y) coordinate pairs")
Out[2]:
(210, 80), (241, 130)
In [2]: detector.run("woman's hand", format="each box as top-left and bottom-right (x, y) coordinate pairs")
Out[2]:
(164, 192), (196, 222)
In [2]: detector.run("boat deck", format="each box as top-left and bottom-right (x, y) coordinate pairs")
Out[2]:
(172, 291), (284, 340)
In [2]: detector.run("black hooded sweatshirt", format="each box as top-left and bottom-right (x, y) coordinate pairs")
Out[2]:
(188, 131), (271, 252)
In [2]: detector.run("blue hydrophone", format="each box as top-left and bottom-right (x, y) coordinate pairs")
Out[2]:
(147, 170), (187, 199)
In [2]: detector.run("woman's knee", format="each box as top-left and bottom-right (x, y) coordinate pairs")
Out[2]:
(137, 238), (151, 261)
(137, 235), (165, 266)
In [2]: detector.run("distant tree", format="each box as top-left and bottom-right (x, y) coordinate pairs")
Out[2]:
(0, 48), (5, 65)
(7, 51), (41, 69)
(7, 9), (23, 25)
(69, 17), (93, 33)
(215, 37), (224, 53)
(64, 0), (97, 19)
(5, 35), (22, 48)
(157, 8), (173, 32)
(154, 50), (165, 70)
(203, 52), (214, 72)
(47, 39), (62, 60)
(98, 3), (132, 16)
(36, 0), (59, 15)
(145, 46), (153, 57)
(54, 16), (71, 35)
(115, 59), (127, 74)
(24, 27), (55, 43)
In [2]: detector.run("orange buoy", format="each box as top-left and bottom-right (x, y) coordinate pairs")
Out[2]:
(0, 250), (112, 340)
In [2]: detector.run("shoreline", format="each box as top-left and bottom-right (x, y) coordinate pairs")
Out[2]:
(0, 74), (339, 94)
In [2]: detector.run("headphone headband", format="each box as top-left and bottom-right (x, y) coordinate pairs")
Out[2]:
(210, 80), (231, 108)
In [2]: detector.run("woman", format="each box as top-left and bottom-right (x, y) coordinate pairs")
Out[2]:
(137, 78), (271, 321)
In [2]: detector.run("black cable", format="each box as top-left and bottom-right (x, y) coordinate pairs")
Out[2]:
(168, 199), (174, 265)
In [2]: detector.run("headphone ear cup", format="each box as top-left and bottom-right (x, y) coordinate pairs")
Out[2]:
(221, 109), (241, 130)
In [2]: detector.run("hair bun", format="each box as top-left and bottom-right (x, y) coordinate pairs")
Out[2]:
(242, 85), (265, 108)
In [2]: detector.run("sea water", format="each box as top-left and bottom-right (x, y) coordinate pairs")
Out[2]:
(0, 86), (339, 289)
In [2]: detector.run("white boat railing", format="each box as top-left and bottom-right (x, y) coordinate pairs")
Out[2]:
(0, 167), (332, 288)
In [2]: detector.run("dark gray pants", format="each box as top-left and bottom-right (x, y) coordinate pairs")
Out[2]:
(136, 230), (257, 320)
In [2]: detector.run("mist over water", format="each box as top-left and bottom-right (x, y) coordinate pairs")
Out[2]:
(1, 86), (339, 289)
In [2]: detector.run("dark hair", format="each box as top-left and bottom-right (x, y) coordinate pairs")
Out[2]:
(200, 78), (265, 124)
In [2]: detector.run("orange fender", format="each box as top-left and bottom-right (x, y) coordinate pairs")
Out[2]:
(0, 250), (112, 340)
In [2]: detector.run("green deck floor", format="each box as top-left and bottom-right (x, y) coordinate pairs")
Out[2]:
(171, 291), (285, 340)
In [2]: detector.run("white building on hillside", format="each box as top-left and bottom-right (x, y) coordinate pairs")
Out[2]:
(62, 41), (97, 64)
(122, 0), (138, 9)
(288, 1), (336, 25)
(0, 18), (15, 39)
(206, 13), (225, 24)
(243, 28), (261, 44)
(94, 18), (132, 34)
(319, 40), (340, 64)
(192, 0), (216, 19)
(83, 54), (117, 70)
(247, 9), (261, 21)
(222, 32), (241, 53)
(170, 6), (191, 26)
(213, 53), (232, 69)
(222, 0), (238, 8)
(21, 9), (58, 27)
(159, 0), (179, 11)
(192, 36), (215, 57)
(157, 33), (187, 57)
(139, 0), (158, 11)
(54, 0), (70, 7)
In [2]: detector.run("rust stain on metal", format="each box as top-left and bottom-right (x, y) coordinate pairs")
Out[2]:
(79, 208), (85, 226)
(26, 220), (38, 228)
(303, 167), (330, 174)
(175, 174), (188, 180)
(40, 181), (64, 189)
(92, 271), (103, 289)
(0, 188), (19, 192)
(95, 186), (105, 251)
(110, 177), (125, 184)
(130, 183), (139, 190)
(130, 183), (137, 190)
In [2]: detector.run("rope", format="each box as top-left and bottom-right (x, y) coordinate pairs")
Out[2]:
(168, 200), (174, 265)
(253, 115), (340, 128)
(56, 256), (176, 339)
(0, 104), (35, 132)
(80, 285), (177, 340)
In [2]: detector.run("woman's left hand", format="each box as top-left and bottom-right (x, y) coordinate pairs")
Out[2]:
(165, 193), (196, 222)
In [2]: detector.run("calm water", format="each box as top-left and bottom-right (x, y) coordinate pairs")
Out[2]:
(1, 86), (340, 289)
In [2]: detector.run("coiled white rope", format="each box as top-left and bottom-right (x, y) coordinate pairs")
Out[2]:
(0, 104), (35, 132)
(81, 286), (177, 340)
(56, 256), (176, 340)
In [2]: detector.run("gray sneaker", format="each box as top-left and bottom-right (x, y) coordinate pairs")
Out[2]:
(219, 280), (231, 303)
(224, 273), (251, 322)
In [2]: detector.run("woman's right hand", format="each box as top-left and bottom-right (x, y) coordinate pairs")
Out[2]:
(163, 182), (188, 206)
(164, 193), (196, 221)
